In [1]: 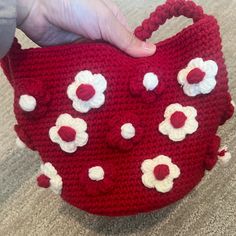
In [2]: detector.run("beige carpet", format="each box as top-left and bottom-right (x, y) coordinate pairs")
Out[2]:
(0, 1), (236, 235)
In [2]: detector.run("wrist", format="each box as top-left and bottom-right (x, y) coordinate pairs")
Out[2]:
(16, 0), (34, 27)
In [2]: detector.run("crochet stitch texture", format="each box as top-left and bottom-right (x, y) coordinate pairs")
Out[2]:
(1, 0), (234, 216)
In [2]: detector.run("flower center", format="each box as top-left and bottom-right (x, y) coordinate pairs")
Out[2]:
(37, 174), (50, 188)
(153, 164), (170, 180)
(58, 126), (76, 142)
(187, 68), (205, 84)
(19, 94), (37, 112)
(143, 72), (159, 91)
(170, 111), (187, 128)
(76, 84), (95, 101)
(121, 123), (136, 139)
(88, 166), (105, 181)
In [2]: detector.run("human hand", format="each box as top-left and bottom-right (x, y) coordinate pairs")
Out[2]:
(16, 0), (156, 57)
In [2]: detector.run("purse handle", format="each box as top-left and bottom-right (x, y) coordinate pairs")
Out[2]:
(134, 0), (205, 41)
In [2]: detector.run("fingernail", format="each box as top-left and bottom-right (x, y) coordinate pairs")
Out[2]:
(142, 42), (156, 52)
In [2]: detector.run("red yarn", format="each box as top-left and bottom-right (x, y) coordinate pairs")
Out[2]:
(170, 111), (187, 128)
(58, 126), (76, 142)
(154, 164), (170, 180)
(218, 149), (226, 157)
(205, 135), (221, 171)
(220, 92), (235, 125)
(187, 68), (205, 84)
(76, 84), (95, 101)
(0, 0), (233, 216)
(14, 125), (36, 150)
(37, 174), (50, 188)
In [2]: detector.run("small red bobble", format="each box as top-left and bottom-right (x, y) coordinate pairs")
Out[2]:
(58, 126), (76, 142)
(187, 68), (205, 84)
(218, 149), (226, 157)
(154, 164), (170, 181)
(170, 111), (187, 128)
(37, 174), (50, 188)
(76, 84), (95, 101)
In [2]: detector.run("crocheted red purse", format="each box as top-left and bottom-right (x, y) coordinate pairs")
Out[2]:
(1, 0), (234, 216)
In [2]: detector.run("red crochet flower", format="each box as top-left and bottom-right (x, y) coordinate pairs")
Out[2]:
(15, 79), (51, 119)
(79, 161), (114, 196)
(130, 71), (165, 103)
(106, 112), (144, 151)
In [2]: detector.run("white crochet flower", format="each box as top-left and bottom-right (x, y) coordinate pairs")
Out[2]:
(67, 70), (107, 113)
(178, 58), (218, 97)
(141, 155), (180, 193)
(159, 103), (198, 142)
(40, 162), (63, 195)
(49, 113), (88, 153)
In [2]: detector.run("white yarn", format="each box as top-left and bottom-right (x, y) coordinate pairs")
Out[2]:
(121, 123), (136, 139)
(88, 166), (105, 181)
(19, 94), (37, 112)
(15, 137), (26, 149)
(143, 72), (159, 91)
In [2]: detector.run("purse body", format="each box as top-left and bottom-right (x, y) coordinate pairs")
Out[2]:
(1, 1), (234, 216)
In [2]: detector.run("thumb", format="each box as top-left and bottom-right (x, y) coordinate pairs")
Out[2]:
(99, 10), (156, 58)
